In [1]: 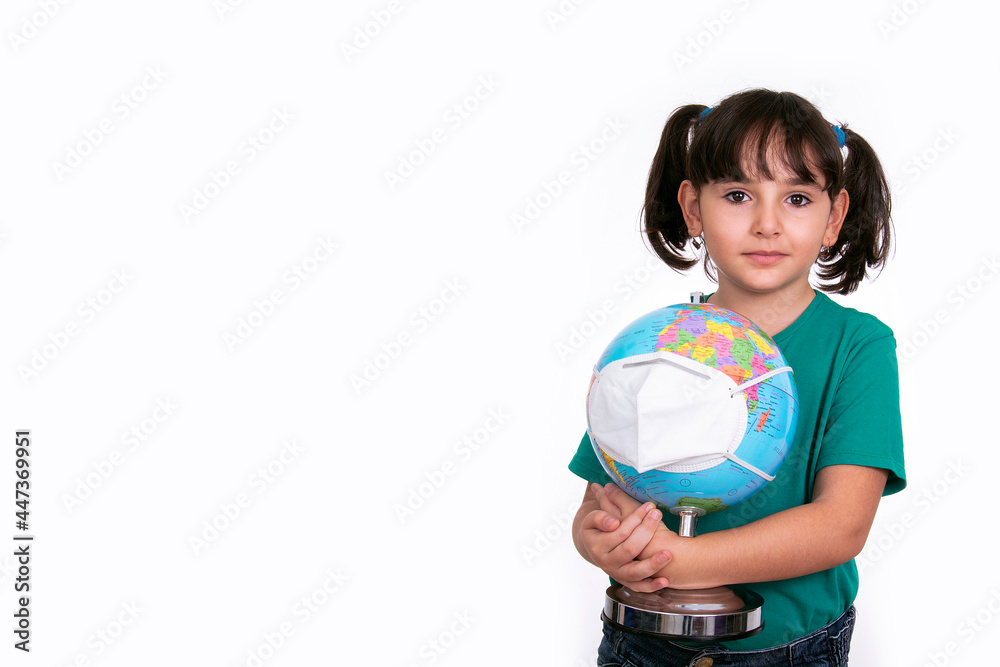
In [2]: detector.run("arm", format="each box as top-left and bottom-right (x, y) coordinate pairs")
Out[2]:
(598, 464), (888, 590)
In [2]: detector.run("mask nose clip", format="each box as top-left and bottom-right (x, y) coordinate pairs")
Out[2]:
(622, 354), (712, 381)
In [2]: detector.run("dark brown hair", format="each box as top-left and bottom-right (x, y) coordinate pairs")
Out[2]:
(642, 89), (892, 295)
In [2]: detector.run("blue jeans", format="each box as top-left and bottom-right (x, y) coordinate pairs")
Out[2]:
(598, 606), (855, 666)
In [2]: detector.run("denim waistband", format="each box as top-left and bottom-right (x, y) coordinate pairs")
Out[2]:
(601, 605), (856, 667)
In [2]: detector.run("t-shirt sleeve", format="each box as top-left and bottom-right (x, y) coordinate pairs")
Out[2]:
(816, 329), (906, 496)
(568, 431), (615, 486)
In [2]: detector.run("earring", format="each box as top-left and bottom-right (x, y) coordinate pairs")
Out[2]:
(691, 234), (704, 250)
(819, 246), (833, 261)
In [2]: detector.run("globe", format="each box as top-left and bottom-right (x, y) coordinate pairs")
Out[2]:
(585, 301), (799, 515)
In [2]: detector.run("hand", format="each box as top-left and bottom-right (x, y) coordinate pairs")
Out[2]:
(595, 482), (650, 521)
(597, 483), (684, 580)
(579, 483), (673, 592)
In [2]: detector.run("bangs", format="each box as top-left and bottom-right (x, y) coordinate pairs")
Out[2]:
(687, 90), (844, 195)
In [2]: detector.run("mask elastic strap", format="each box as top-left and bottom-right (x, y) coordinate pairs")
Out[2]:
(729, 366), (793, 396)
(723, 365), (793, 481)
(723, 453), (776, 481)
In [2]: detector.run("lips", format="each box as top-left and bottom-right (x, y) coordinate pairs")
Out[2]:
(744, 251), (786, 265)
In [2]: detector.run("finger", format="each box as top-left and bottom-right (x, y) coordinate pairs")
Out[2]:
(584, 503), (661, 566)
(582, 509), (620, 533)
(604, 483), (644, 513)
(610, 506), (664, 560)
(619, 575), (670, 594)
(619, 549), (671, 581)
(581, 508), (648, 564)
(619, 501), (658, 534)
(614, 551), (672, 591)
(599, 485), (644, 522)
(593, 484), (624, 519)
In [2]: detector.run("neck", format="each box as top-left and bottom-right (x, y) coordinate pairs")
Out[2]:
(707, 284), (816, 337)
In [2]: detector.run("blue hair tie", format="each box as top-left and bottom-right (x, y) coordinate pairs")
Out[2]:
(832, 124), (846, 148)
(699, 107), (713, 122)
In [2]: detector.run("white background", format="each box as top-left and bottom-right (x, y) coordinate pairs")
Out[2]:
(2, 1), (998, 665)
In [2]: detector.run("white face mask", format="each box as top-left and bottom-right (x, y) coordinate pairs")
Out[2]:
(586, 351), (792, 480)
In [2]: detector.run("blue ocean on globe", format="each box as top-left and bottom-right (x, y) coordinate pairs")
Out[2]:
(586, 302), (799, 514)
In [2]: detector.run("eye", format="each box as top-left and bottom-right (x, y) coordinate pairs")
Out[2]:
(724, 191), (748, 203)
(787, 193), (811, 207)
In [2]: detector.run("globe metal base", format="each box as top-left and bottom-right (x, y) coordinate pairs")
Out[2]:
(603, 584), (764, 641)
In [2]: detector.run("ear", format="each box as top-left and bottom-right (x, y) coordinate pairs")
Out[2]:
(677, 180), (702, 237)
(824, 188), (849, 246)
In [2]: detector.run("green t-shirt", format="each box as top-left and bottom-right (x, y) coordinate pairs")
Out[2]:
(568, 290), (906, 650)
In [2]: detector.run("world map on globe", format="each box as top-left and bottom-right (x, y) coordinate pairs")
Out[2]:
(587, 302), (799, 514)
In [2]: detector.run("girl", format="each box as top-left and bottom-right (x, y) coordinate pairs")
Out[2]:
(569, 89), (906, 666)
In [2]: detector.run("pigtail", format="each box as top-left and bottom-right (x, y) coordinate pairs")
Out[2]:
(817, 125), (893, 295)
(641, 104), (707, 271)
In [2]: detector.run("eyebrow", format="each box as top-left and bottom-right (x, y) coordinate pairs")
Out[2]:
(712, 178), (824, 189)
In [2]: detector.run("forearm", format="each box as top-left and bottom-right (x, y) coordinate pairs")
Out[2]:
(650, 500), (863, 589)
(649, 465), (888, 589)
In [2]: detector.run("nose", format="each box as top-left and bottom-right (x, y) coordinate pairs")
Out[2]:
(751, 199), (781, 237)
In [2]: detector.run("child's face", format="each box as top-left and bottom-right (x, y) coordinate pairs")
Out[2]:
(679, 149), (847, 302)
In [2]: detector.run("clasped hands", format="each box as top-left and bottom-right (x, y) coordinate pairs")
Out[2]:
(580, 482), (683, 592)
